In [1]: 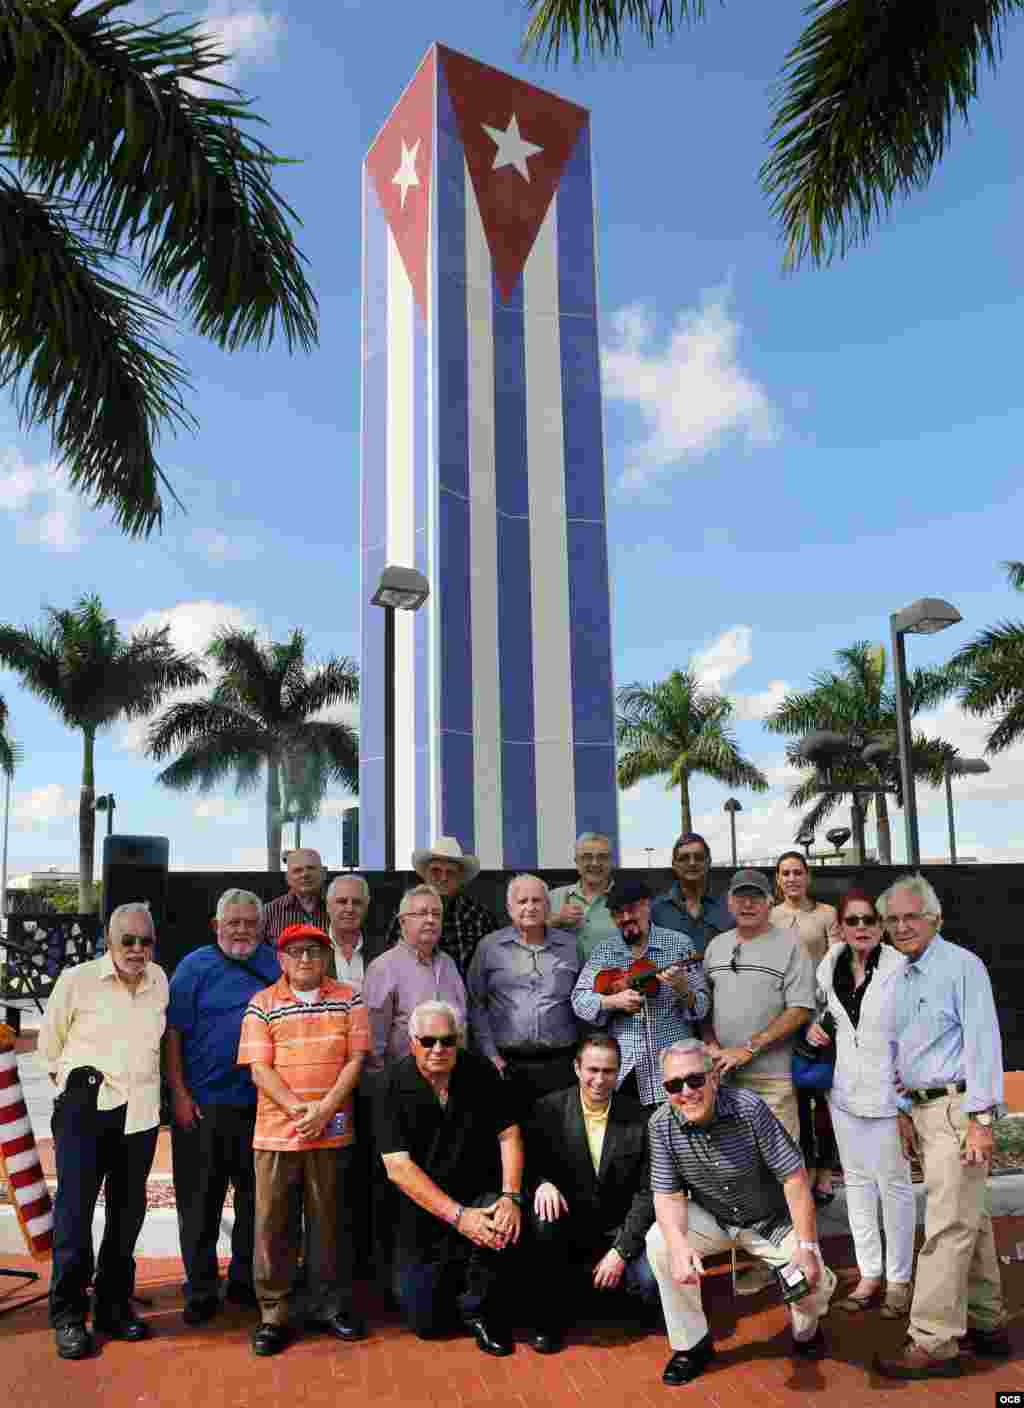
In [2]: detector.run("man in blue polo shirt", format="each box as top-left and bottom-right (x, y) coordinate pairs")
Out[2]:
(166, 888), (280, 1325)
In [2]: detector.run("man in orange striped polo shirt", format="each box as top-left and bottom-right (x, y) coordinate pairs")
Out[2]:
(238, 923), (369, 1356)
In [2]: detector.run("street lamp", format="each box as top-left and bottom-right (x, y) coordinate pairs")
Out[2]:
(890, 598), (962, 866)
(944, 756), (990, 864)
(797, 731), (871, 863)
(795, 825), (815, 860)
(723, 798), (742, 867)
(371, 565), (430, 870)
(94, 792), (116, 838)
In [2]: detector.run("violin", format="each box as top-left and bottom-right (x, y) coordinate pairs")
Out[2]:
(593, 955), (703, 998)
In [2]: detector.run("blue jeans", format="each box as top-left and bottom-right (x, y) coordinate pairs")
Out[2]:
(394, 1193), (514, 1337)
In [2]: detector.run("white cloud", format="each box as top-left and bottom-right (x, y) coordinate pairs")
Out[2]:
(192, 797), (252, 823)
(183, 2), (284, 91)
(602, 287), (782, 490)
(733, 680), (790, 723)
(0, 449), (84, 552)
(189, 528), (263, 565)
(12, 784), (78, 832)
(693, 626), (752, 688)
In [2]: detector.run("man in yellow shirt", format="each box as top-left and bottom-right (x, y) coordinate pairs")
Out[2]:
(39, 902), (168, 1360)
(524, 1034), (658, 1354)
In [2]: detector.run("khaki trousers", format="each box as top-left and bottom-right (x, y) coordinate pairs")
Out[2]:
(647, 1206), (836, 1351)
(908, 1093), (1005, 1357)
(254, 1147), (352, 1327)
(732, 1072), (800, 1144)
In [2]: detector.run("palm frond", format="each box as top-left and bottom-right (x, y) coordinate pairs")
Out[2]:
(155, 733), (264, 793)
(146, 698), (267, 759)
(521, 0), (708, 62)
(1003, 561), (1024, 592)
(760, 0), (1024, 270)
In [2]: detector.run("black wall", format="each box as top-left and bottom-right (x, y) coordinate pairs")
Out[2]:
(156, 864), (1024, 1069)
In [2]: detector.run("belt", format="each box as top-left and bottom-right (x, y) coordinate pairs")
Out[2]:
(498, 1044), (575, 1062)
(907, 1081), (966, 1104)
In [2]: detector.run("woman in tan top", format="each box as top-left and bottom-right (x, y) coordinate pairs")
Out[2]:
(771, 851), (840, 1204)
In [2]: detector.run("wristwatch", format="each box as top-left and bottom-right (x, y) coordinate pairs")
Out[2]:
(968, 1110), (995, 1127)
(500, 1190), (524, 1206)
(797, 1240), (819, 1252)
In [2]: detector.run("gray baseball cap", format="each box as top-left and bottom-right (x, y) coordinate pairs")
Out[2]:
(728, 868), (773, 898)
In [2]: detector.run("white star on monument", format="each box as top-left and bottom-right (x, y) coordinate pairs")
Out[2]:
(481, 114), (543, 182)
(391, 138), (420, 209)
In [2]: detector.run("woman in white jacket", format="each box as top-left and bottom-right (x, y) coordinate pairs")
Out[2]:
(805, 888), (915, 1317)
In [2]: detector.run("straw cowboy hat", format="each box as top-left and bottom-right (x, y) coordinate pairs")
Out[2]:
(411, 836), (481, 885)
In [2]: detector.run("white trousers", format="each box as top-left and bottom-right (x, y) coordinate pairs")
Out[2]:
(828, 1100), (915, 1284)
(646, 1206), (837, 1352)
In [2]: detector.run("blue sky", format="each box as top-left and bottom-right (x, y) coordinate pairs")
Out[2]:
(2, 0), (1023, 878)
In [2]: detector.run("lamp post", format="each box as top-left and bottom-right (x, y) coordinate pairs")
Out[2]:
(890, 598), (962, 867)
(94, 792), (116, 838)
(371, 565), (430, 870)
(943, 756), (990, 864)
(723, 797), (742, 867)
(795, 825), (815, 861)
(643, 847), (655, 869)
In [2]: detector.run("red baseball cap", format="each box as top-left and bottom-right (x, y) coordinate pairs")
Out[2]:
(276, 922), (330, 954)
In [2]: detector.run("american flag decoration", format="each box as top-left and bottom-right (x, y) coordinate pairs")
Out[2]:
(0, 1024), (53, 1259)
(360, 45), (619, 870)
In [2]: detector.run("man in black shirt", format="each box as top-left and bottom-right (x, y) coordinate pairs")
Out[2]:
(375, 999), (524, 1356)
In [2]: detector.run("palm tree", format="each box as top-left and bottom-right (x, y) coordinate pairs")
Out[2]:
(0, 595), (205, 911)
(0, 693), (14, 779)
(616, 668), (769, 833)
(0, 0), (318, 536)
(147, 629), (359, 871)
(949, 560), (1024, 754)
(765, 642), (955, 863)
(522, 1), (1018, 270)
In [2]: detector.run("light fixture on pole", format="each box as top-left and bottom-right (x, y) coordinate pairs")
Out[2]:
(644, 847), (655, 870)
(797, 731), (869, 863)
(943, 756), (989, 864)
(890, 598), (962, 866)
(723, 797), (742, 867)
(371, 566), (430, 870)
(94, 792), (116, 838)
(795, 824), (815, 861)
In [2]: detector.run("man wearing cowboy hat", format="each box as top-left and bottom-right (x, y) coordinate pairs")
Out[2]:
(383, 837), (499, 982)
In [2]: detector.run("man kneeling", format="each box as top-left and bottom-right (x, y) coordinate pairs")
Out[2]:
(376, 1001), (524, 1356)
(646, 1039), (836, 1386)
(526, 1034), (659, 1353)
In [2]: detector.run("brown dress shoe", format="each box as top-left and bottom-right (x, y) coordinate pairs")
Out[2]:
(874, 1340), (961, 1379)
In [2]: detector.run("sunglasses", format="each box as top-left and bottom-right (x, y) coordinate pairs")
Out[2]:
(119, 936), (154, 949)
(282, 944), (326, 959)
(843, 915), (879, 928)
(416, 1034), (458, 1049)
(664, 1073), (709, 1094)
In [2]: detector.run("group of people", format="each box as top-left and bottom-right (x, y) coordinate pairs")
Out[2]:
(35, 830), (1011, 1386)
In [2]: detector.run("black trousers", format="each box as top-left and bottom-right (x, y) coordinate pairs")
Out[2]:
(49, 1103), (158, 1327)
(530, 1210), (659, 1331)
(797, 1089), (838, 1168)
(171, 1102), (257, 1302)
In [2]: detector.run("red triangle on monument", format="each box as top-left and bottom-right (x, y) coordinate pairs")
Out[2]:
(439, 46), (588, 301)
(366, 48), (435, 319)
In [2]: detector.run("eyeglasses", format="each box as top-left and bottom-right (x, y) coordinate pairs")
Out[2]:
(119, 936), (154, 949)
(843, 915), (879, 928)
(282, 944), (326, 959)
(885, 913), (936, 929)
(405, 910), (442, 922)
(416, 1034), (458, 1049)
(729, 947), (746, 973)
(577, 852), (610, 863)
(664, 1073), (709, 1094)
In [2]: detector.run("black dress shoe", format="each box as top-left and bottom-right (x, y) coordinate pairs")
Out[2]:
(93, 1310), (150, 1341)
(225, 1282), (259, 1308)
(55, 1322), (94, 1360)
(319, 1310), (368, 1342)
(252, 1324), (293, 1356)
(963, 1326), (1012, 1357)
(790, 1326), (827, 1359)
(529, 1330), (565, 1355)
(662, 1334), (715, 1385)
(183, 1296), (220, 1326)
(465, 1318), (514, 1357)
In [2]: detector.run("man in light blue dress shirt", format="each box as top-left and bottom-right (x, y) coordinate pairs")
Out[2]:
(874, 874), (1009, 1380)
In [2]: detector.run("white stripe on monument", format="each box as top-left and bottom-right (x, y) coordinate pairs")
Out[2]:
(387, 227), (418, 864)
(465, 163), (503, 868)
(524, 199), (575, 867)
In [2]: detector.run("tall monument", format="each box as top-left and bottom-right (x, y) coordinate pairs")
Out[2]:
(360, 44), (619, 870)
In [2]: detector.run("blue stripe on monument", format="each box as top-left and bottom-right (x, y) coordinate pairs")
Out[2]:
(360, 182), (388, 868)
(413, 304), (431, 851)
(558, 121), (619, 856)
(435, 68), (475, 849)
(493, 268), (538, 868)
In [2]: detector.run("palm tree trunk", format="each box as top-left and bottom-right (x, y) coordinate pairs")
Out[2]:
(79, 727), (96, 913)
(874, 789), (892, 865)
(266, 757), (283, 871)
(679, 772), (693, 835)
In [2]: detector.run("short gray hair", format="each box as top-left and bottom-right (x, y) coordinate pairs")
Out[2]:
(877, 873), (942, 922)
(216, 888), (264, 923)
(108, 901), (155, 940)
(659, 1038), (714, 1075)
(327, 873), (370, 904)
(506, 872), (550, 908)
(575, 832), (610, 853)
(408, 999), (464, 1044)
(399, 883), (443, 916)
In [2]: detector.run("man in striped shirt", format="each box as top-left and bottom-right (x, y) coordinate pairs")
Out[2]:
(263, 850), (330, 943)
(645, 1039), (836, 1386)
(238, 923), (369, 1356)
